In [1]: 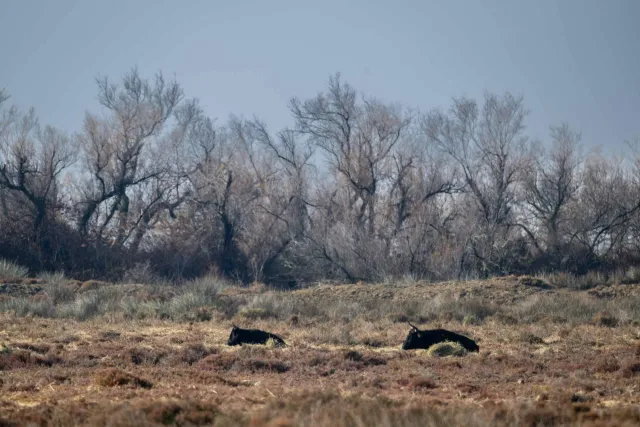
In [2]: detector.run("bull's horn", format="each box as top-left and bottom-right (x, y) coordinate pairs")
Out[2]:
(407, 321), (419, 330)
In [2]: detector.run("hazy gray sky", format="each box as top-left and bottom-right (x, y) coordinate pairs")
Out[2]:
(1, 0), (638, 150)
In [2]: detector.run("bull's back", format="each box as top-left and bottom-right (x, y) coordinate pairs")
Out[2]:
(244, 329), (286, 346)
(242, 329), (271, 344)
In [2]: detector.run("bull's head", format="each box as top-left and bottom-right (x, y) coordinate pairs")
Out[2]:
(402, 322), (422, 350)
(227, 324), (241, 346)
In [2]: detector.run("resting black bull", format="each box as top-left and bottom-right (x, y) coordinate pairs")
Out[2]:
(226, 324), (287, 347)
(402, 322), (479, 352)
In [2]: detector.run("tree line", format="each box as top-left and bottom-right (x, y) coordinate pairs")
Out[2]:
(1, 69), (639, 286)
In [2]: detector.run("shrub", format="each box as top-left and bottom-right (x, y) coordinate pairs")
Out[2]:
(128, 347), (166, 365)
(0, 259), (28, 279)
(121, 298), (161, 320)
(0, 296), (55, 318)
(183, 274), (230, 298)
(59, 292), (103, 320)
(234, 292), (323, 321)
(511, 294), (602, 325)
(241, 293), (291, 320)
(37, 270), (65, 282)
(120, 261), (157, 284)
(624, 266), (640, 284)
(57, 286), (124, 320)
(508, 293), (640, 326)
(166, 275), (230, 320)
(344, 351), (363, 362)
(593, 311), (618, 327)
(520, 332), (545, 344)
(39, 271), (76, 304)
(168, 292), (202, 319)
(383, 298), (441, 324)
(95, 368), (153, 389)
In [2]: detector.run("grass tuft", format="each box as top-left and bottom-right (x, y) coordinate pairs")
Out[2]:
(265, 338), (279, 349)
(39, 271), (77, 304)
(426, 341), (468, 357)
(0, 259), (29, 279)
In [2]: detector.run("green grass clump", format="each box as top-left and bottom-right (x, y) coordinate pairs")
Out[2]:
(265, 338), (279, 349)
(426, 341), (467, 357)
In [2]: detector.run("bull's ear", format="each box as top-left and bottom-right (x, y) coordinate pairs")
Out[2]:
(232, 324), (238, 329)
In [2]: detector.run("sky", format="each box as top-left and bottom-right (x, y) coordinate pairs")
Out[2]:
(1, 0), (639, 152)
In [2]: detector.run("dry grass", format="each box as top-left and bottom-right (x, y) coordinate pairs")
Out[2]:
(1, 277), (640, 425)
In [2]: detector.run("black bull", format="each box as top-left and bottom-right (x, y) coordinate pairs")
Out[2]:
(226, 324), (287, 347)
(402, 322), (479, 352)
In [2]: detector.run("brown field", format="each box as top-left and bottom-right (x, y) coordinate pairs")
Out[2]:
(1, 276), (640, 426)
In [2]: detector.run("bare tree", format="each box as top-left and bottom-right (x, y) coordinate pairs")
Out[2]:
(178, 116), (268, 282)
(288, 74), (428, 281)
(9, 69), (640, 282)
(121, 99), (215, 254)
(142, 105), (224, 279)
(0, 109), (76, 230)
(619, 138), (640, 260)
(0, 89), (11, 128)
(565, 150), (640, 270)
(75, 68), (184, 251)
(0, 95), (76, 266)
(423, 92), (531, 275)
(521, 124), (582, 258)
(291, 73), (412, 235)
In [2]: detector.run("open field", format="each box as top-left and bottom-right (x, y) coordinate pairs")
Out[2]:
(1, 276), (640, 426)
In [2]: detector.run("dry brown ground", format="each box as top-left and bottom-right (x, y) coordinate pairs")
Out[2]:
(1, 279), (640, 426)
